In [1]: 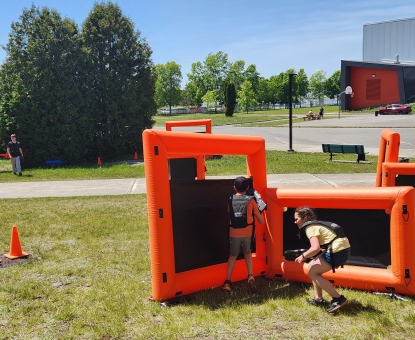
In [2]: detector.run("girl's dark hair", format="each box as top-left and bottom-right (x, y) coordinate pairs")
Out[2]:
(295, 206), (317, 221)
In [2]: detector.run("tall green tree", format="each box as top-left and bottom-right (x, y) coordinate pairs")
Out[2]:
(227, 60), (245, 91)
(0, 5), (87, 166)
(309, 70), (327, 102)
(325, 70), (341, 100)
(224, 83), (236, 117)
(187, 51), (230, 111)
(296, 68), (309, 107)
(82, 1), (156, 160)
(257, 77), (273, 108)
(186, 61), (208, 106)
(243, 64), (260, 99)
(237, 80), (257, 113)
(155, 61), (182, 115)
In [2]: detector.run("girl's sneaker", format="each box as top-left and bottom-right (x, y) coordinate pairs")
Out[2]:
(308, 298), (327, 306)
(221, 280), (231, 292)
(326, 295), (347, 313)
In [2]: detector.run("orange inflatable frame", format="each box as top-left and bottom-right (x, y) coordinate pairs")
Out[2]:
(143, 129), (267, 302)
(165, 119), (213, 175)
(265, 186), (415, 295)
(375, 129), (400, 187)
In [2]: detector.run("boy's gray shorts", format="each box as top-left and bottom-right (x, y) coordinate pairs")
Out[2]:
(229, 237), (251, 256)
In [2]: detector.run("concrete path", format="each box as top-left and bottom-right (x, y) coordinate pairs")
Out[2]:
(0, 173), (376, 199)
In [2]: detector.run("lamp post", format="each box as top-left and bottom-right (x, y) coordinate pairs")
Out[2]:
(288, 73), (297, 152)
(338, 86), (353, 119)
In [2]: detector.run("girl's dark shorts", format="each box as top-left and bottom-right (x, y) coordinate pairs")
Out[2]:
(321, 248), (350, 268)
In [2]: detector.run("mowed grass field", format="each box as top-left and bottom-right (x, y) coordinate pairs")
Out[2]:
(1, 195), (415, 339)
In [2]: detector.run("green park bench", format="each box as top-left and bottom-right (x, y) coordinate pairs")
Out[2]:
(322, 144), (368, 163)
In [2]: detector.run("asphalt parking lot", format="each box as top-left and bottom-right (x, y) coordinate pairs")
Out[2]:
(212, 113), (415, 158)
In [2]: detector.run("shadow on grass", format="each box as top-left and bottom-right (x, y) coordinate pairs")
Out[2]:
(161, 278), (391, 317)
(162, 278), (309, 310)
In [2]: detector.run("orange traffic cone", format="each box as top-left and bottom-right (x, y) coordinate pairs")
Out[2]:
(97, 157), (102, 165)
(134, 152), (138, 160)
(4, 226), (29, 259)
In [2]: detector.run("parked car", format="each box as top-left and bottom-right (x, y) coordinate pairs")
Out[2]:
(378, 104), (412, 115)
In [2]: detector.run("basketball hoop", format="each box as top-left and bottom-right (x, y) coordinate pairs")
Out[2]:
(350, 92), (354, 97)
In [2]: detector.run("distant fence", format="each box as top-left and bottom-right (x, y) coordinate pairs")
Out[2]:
(158, 99), (339, 115)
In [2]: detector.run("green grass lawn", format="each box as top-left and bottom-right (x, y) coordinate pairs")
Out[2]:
(0, 150), (379, 183)
(0, 195), (414, 339)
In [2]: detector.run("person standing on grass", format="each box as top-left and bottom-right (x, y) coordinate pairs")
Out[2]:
(294, 206), (351, 313)
(319, 106), (324, 119)
(7, 134), (24, 176)
(222, 176), (265, 293)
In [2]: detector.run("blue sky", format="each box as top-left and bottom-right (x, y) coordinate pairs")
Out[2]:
(1, 0), (415, 87)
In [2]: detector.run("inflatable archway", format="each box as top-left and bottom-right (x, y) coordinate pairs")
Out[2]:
(143, 129), (267, 302)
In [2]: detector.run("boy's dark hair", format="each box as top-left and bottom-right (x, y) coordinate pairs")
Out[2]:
(234, 176), (249, 192)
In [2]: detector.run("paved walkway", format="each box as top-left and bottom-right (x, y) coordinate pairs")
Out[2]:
(0, 173), (376, 199)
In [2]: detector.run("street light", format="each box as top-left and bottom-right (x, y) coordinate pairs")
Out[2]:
(338, 86), (353, 119)
(288, 73), (297, 152)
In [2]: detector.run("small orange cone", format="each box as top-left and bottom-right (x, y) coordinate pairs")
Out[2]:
(97, 157), (102, 165)
(134, 152), (138, 160)
(4, 226), (29, 259)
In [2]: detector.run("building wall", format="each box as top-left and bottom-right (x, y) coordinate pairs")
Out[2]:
(350, 67), (400, 109)
(363, 18), (415, 63)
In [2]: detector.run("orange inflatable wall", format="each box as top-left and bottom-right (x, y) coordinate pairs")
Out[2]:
(375, 129), (400, 186)
(143, 129), (267, 302)
(381, 162), (415, 187)
(165, 119), (213, 178)
(165, 119), (212, 134)
(265, 186), (415, 295)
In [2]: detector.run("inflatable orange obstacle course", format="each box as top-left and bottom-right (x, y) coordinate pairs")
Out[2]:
(144, 128), (415, 301)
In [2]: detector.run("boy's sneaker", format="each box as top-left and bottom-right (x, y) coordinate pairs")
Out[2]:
(326, 295), (347, 313)
(308, 298), (327, 307)
(248, 274), (256, 293)
(221, 280), (231, 292)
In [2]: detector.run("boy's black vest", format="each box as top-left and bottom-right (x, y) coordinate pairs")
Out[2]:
(300, 220), (346, 272)
(228, 195), (254, 228)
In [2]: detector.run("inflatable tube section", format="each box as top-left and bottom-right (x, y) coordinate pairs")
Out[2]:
(265, 186), (415, 296)
(376, 129), (400, 187)
(382, 162), (415, 187)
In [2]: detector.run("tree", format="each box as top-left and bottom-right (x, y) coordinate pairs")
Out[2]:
(237, 81), (257, 113)
(325, 70), (341, 100)
(186, 61), (208, 106)
(296, 68), (309, 107)
(257, 77), (273, 108)
(309, 70), (327, 103)
(227, 60), (245, 91)
(201, 90), (218, 112)
(243, 64), (260, 99)
(224, 83), (236, 117)
(183, 81), (202, 106)
(0, 5), (88, 167)
(187, 51), (230, 111)
(155, 61), (182, 115)
(82, 1), (156, 161)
